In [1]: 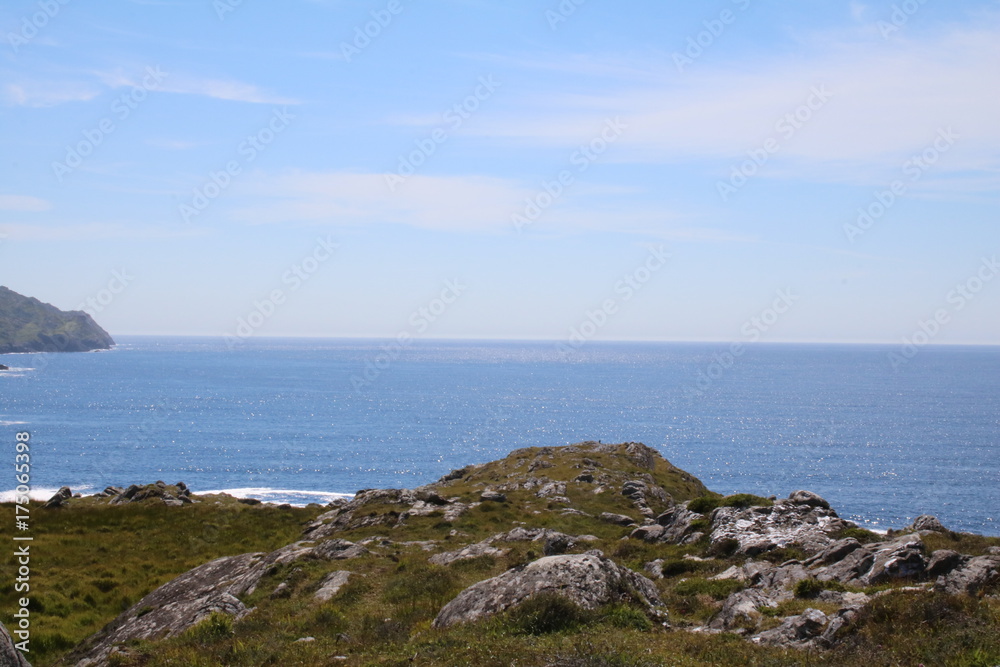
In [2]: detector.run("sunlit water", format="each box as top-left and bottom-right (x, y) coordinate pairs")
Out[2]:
(1, 337), (997, 534)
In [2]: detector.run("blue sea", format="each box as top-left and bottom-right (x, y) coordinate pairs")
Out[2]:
(1, 337), (997, 535)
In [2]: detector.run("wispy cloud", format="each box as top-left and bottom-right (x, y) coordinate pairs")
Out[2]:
(157, 75), (300, 105)
(0, 195), (51, 212)
(463, 20), (1000, 189)
(2, 81), (102, 107)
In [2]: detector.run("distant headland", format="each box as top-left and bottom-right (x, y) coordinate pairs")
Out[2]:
(0, 286), (114, 354)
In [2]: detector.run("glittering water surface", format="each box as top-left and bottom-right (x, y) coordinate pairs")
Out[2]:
(1, 337), (997, 533)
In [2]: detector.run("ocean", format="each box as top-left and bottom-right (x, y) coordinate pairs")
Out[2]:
(1, 337), (997, 535)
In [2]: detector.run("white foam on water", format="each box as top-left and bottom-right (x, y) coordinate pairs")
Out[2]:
(0, 484), (97, 503)
(197, 487), (355, 506)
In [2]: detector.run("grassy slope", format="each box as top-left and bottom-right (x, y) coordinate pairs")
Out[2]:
(0, 494), (316, 665)
(3, 444), (999, 667)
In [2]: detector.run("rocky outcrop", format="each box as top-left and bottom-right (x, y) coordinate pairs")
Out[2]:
(432, 553), (663, 628)
(933, 555), (1000, 595)
(908, 514), (948, 533)
(314, 571), (356, 602)
(1, 622), (30, 667)
(599, 512), (637, 527)
(71, 538), (368, 666)
(633, 504), (704, 544)
(42, 486), (73, 509)
(709, 493), (854, 556)
(429, 527), (598, 566)
(814, 536), (926, 587)
(0, 285), (114, 354)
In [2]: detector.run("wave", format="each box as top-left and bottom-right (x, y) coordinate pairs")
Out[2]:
(0, 420), (29, 426)
(197, 487), (355, 506)
(0, 484), (97, 503)
(0, 484), (351, 507)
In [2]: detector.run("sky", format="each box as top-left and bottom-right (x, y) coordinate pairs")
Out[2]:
(1, 0), (998, 345)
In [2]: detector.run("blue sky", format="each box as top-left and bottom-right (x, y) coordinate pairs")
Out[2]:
(1, 0), (998, 344)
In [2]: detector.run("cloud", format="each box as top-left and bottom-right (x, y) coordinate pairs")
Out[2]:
(2, 82), (102, 107)
(218, 170), (713, 238)
(0, 195), (51, 212)
(0, 222), (206, 241)
(463, 20), (1000, 188)
(228, 171), (529, 232)
(157, 76), (300, 105)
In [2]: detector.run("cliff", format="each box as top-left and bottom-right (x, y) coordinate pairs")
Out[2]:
(0, 286), (114, 354)
(2, 442), (998, 667)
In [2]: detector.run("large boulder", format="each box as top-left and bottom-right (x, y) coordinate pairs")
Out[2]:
(432, 553), (663, 628)
(1, 621), (30, 666)
(908, 515), (948, 533)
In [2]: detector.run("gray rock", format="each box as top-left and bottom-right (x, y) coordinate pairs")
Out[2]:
(432, 553), (663, 628)
(710, 501), (853, 557)
(600, 512), (637, 527)
(803, 538), (862, 567)
(710, 589), (778, 630)
(813, 537), (925, 587)
(753, 608), (829, 647)
(70, 535), (371, 665)
(429, 542), (506, 566)
(70, 552), (265, 666)
(644, 559), (665, 579)
(925, 549), (968, 578)
(314, 571), (355, 602)
(934, 555), (1000, 595)
(0, 621), (30, 666)
(574, 473), (594, 483)
(650, 504), (702, 543)
(787, 490), (831, 509)
(536, 481), (567, 499)
(864, 538), (926, 585)
(908, 515), (947, 533)
(42, 486), (72, 509)
(630, 524), (666, 542)
(479, 490), (507, 503)
(311, 539), (369, 561)
(711, 560), (775, 584)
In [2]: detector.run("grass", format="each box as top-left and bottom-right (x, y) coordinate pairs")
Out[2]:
(3, 443), (999, 667)
(0, 495), (317, 666)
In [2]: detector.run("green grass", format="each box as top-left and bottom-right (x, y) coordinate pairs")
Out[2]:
(0, 496), (318, 666)
(4, 443), (1000, 667)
